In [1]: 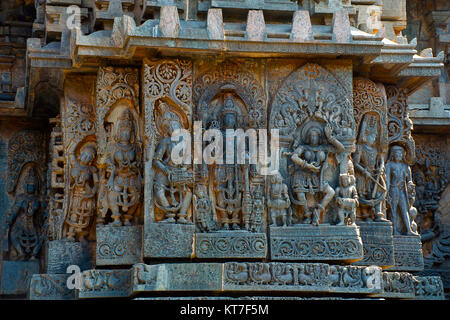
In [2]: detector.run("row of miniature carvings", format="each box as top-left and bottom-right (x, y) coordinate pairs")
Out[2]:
(28, 262), (445, 300)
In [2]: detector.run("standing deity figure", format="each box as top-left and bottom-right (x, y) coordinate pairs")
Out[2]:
(214, 94), (248, 230)
(268, 173), (291, 227)
(64, 145), (98, 242)
(193, 184), (211, 232)
(335, 173), (359, 226)
(353, 114), (388, 222)
(4, 168), (42, 261)
(153, 106), (193, 224)
(99, 109), (142, 226)
(385, 145), (417, 235)
(285, 123), (344, 226)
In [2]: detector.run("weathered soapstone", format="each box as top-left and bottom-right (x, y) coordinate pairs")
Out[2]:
(78, 269), (131, 299)
(194, 231), (267, 259)
(132, 263), (222, 292)
(0, 260), (40, 295)
(96, 225), (143, 266)
(46, 240), (93, 274)
(29, 274), (76, 300)
(144, 223), (195, 258)
(353, 221), (394, 268)
(419, 269), (450, 292)
(390, 235), (425, 272)
(270, 225), (363, 262)
(223, 262), (330, 292)
(328, 265), (383, 294)
(412, 275), (445, 300)
(379, 271), (415, 299)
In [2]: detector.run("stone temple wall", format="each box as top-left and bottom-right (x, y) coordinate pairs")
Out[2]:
(0, 0), (448, 300)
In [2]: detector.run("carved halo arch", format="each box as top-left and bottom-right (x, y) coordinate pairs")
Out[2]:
(193, 62), (266, 128)
(269, 63), (355, 151)
(353, 77), (389, 157)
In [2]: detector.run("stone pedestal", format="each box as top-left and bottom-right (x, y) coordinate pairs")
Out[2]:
(29, 274), (76, 300)
(0, 260), (40, 295)
(270, 225), (363, 262)
(390, 235), (424, 272)
(353, 221), (394, 268)
(144, 223), (195, 258)
(96, 225), (143, 266)
(46, 240), (93, 273)
(194, 231), (267, 259)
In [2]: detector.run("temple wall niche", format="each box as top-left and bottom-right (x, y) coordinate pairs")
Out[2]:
(0, 120), (49, 295)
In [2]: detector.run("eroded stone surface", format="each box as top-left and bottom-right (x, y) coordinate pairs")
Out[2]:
(270, 225), (363, 262)
(96, 225), (143, 266)
(46, 240), (93, 274)
(391, 235), (425, 272)
(0, 261), (40, 295)
(144, 223), (195, 258)
(29, 274), (76, 300)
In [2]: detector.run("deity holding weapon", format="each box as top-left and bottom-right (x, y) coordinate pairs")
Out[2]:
(353, 114), (388, 222)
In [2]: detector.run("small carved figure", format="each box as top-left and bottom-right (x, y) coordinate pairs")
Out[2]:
(64, 145), (98, 242)
(385, 145), (416, 235)
(153, 105), (193, 224)
(4, 167), (42, 261)
(408, 187), (419, 235)
(335, 173), (359, 226)
(193, 184), (211, 232)
(353, 114), (388, 222)
(267, 173), (291, 227)
(98, 109), (142, 226)
(285, 123), (344, 226)
(250, 198), (264, 232)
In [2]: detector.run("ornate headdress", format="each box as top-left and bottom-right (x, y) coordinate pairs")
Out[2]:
(159, 106), (182, 135)
(221, 94), (239, 117)
(116, 109), (135, 140)
(360, 113), (378, 141)
(24, 166), (39, 193)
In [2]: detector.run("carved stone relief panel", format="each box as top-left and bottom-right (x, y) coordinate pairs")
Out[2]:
(95, 67), (143, 227)
(60, 75), (98, 242)
(386, 86), (415, 165)
(142, 58), (195, 258)
(352, 77), (389, 222)
(5, 130), (47, 261)
(269, 62), (355, 226)
(192, 59), (268, 259)
(412, 134), (450, 268)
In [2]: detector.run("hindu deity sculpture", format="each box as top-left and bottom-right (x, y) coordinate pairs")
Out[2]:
(4, 167), (43, 260)
(193, 184), (212, 232)
(385, 145), (417, 235)
(353, 114), (388, 222)
(335, 173), (359, 226)
(153, 104), (193, 224)
(267, 173), (291, 227)
(64, 144), (98, 241)
(213, 94), (248, 231)
(285, 123), (344, 226)
(98, 109), (142, 226)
